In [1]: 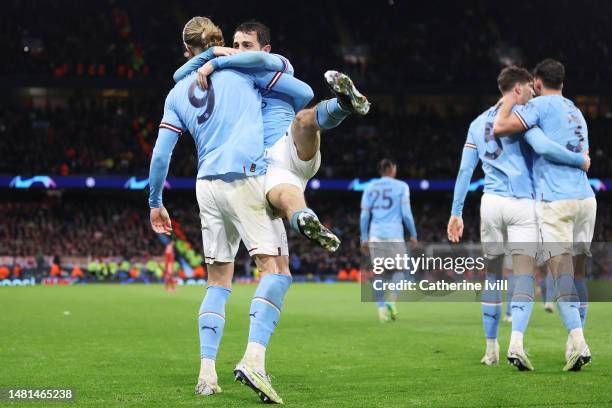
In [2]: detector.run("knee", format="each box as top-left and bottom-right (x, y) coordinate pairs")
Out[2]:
(268, 185), (302, 212)
(294, 110), (312, 129)
(255, 255), (291, 276)
(294, 109), (316, 131)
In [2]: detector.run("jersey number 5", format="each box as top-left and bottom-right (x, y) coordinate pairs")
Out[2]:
(484, 121), (503, 160)
(566, 113), (585, 153)
(370, 188), (393, 210)
(188, 80), (215, 124)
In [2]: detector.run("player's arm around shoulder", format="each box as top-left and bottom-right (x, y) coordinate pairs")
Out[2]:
(493, 93), (526, 136)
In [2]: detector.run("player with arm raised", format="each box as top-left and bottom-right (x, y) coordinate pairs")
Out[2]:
(360, 159), (417, 323)
(173, 20), (371, 253)
(149, 17), (314, 403)
(493, 59), (595, 371)
(448, 66), (588, 370)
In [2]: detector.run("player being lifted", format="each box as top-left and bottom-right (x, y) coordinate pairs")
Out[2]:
(448, 66), (589, 370)
(360, 159), (417, 323)
(149, 17), (314, 403)
(494, 59), (596, 371)
(173, 20), (371, 252)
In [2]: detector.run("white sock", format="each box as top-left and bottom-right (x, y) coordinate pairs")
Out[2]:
(509, 331), (524, 352)
(569, 328), (587, 351)
(244, 342), (266, 372)
(486, 338), (498, 354)
(199, 358), (217, 383)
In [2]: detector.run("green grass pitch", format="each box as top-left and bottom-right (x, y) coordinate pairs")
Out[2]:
(1, 284), (611, 407)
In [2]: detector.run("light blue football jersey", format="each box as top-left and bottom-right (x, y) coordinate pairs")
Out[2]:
(514, 95), (594, 201)
(261, 54), (295, 147)
(172, 51), (296, 149)
(361, 177), (414, 240)
(465, 105), (534, 199)
(160, 69), (266, 178)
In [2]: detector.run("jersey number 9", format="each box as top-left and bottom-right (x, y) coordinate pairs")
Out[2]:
(188, 80), (215, 124)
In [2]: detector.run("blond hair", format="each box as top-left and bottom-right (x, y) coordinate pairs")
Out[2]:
(182, 17), (224, 52)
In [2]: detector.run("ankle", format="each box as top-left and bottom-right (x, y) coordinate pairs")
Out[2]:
(199, 358), (218, 383)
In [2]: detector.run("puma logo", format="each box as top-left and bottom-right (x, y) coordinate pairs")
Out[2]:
(201, 326), (217, 334)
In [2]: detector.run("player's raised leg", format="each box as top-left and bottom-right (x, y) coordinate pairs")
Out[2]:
(267, 70), (371, 252)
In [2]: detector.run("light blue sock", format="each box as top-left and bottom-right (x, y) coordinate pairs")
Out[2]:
(248, 274), (292, 347)
(290, 208), (317, 235)
(481, 273), (502, 339)
(545, 272), (555, 303)
(198, 285), (231, 360)
(315, 99), (350, 130)
(555, 273), (582, 331)
(575, 278), (588, 327)
(374, 283), (385, 308)
(505, 273), (515, 316)
(538, 278), (546, 304)
(511, 275), (535, 333)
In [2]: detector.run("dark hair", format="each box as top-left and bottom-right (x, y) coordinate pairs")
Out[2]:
(497, 66), (533, 93)
(378, 158), (396, 175)
(533, 59), (565, 90)
(234, 20), (271, 46)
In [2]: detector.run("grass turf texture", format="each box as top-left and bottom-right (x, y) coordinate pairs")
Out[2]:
(1, 284), (611, 407)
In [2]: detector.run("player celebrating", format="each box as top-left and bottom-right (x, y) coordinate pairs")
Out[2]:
(360, 159), (417, 323)
(448, 66), (589, 369)
(149, 17), (312, 402)
(163, 241), (176, 292)
(173, 20), (371, 252)
(493, 59), (596, 371)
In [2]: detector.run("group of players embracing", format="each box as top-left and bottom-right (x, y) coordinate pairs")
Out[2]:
(148, 16), (370, 403)
(448, 59), (595, 372)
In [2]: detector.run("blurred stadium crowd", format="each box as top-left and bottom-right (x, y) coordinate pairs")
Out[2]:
(1, 192), (611, 280)
(1, 0), (611, 279)
(3, 0), (612, 89)
(2, 100), (612, 179)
